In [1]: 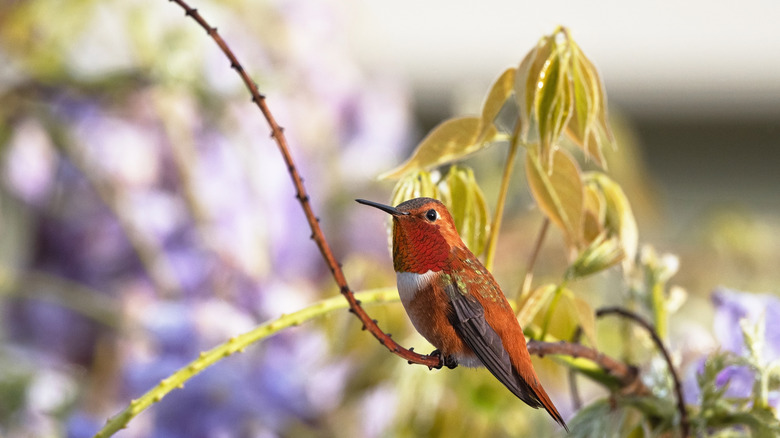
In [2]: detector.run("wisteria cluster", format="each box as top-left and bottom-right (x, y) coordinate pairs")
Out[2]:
(0, 0), (408, 436)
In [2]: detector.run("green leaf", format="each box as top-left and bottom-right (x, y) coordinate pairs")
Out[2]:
(437, 165), (490, 256)
(565, 233), (624, 280)
(565, 40), (612, 166)
(525, 147), (584, 249)
(584, 172), (638, 270)
(480, 67), (516, 136)
(535, 44), (574, 160)
(516, 283), (557, 327)
(514, 35), (554, 143)
(514, 26), (614, 167)
(566, 399), (624, 438)
(583, 184), (606, 243)
(378, 117), (497, 180)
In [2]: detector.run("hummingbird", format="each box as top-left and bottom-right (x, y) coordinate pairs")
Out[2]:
(356, 197), (567, 430)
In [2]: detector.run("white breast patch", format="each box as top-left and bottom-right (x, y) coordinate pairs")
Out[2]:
(395, 270), (436, 307)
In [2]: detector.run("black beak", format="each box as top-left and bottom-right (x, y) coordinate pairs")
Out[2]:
(356, 199), (409, 216)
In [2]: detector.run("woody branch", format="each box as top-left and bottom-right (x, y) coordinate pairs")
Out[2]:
(166, 0), (440, 368)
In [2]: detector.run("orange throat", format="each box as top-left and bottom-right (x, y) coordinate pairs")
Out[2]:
(392, 220), (451, 274)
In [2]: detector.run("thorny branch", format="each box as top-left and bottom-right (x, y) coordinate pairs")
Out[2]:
(597, 307), (689, 437)
(170, 0), (665, 400)
(167, 0), (441, 369)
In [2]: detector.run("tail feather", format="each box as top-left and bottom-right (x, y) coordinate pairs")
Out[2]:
(528, 377), (569, 432)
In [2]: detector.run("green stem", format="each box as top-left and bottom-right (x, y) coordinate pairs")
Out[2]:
(93, 288), (398, 438)
(516, 218), (550, 309)
(484, 123), (523, 271)
(650, 276), (667, 341)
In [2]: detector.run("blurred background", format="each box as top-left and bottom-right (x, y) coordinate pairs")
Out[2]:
(0, 0), (778, 436)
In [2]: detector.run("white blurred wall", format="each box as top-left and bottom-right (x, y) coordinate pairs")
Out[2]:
(347, 0), (780, 120)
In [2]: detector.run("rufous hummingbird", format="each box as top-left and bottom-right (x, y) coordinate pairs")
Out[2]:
(357, 197), (567, 431)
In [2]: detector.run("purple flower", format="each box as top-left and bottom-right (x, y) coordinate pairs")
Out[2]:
(712, 287), (780, 360)
(685, 288), (780, 409)
(715, 365), (755, 399)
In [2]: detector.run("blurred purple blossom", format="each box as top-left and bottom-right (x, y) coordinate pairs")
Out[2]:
(712, 287), (780, 360)
(684, 287), (780, 407)
(0, 0), (412, 435)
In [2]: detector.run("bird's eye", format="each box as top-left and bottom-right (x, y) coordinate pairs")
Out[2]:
(425, 209), (438, 221)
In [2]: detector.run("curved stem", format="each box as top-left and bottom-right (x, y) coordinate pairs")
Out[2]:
(484, 122), (523, 271)
(597, 307), (689, 437)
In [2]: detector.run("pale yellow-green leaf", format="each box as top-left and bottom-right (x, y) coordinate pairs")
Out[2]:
(584, 184), (606, 224)
(584, 172), (638, 271)
(437, 166), (490, 256)
(516, 283), (557, 328)
(565, 233), (624, 280)
(379, 117), (497, 180)
(564, 40), (612, 166)
(535, 45), (574, 161)
(583, 211), (602, 245)
(480, 67), (516, 134)
(514, 26), (614, 168)
(564, 292), (598, 349)
(514, 36), (554, 142)
(583, 185), (606, 243)
(525, 147), (584, 249)
(390, 170), (440, 207)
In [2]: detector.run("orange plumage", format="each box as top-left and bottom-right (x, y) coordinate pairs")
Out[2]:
(357, 197), (567, 431)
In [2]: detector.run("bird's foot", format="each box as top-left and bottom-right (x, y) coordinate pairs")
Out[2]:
(429, 349), (458, 370)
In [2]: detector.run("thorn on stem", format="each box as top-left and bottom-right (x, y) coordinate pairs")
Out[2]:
(185, 8), (196, 16)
